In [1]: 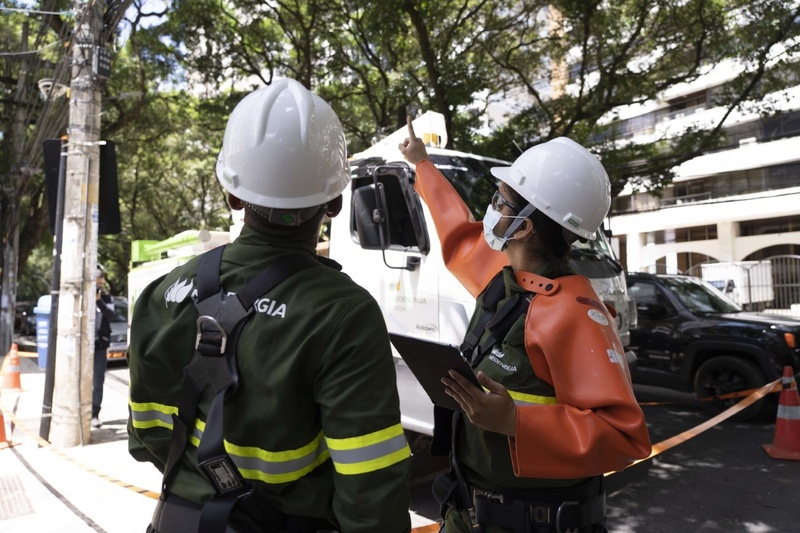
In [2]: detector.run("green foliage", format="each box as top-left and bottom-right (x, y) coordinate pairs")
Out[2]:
(4, 0), (800, 296)
(91, 19), (234, 294)
(15, 241), (52, 302)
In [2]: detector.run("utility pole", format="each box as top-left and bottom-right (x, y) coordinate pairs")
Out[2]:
(49, 0), (107, 447)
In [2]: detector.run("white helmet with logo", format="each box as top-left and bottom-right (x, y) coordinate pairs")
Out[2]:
(490, 137), (611, 240)
(216, 79), (351, 210)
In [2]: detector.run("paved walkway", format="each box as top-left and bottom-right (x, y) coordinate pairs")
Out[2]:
(1, 355), (161, 532)
(1, 354), (438, 532)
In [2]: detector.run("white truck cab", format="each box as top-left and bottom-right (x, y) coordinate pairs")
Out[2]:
(328, 112), (636, 435)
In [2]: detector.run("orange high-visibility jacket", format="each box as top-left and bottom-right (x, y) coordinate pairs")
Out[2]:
(414, 159), (651, 479)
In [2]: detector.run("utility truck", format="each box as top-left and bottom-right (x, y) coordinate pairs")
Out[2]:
(327, 112), (637, 435)
(127, 112), (636, 436)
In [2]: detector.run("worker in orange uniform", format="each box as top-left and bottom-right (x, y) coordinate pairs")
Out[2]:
(399, 117), (651, 533)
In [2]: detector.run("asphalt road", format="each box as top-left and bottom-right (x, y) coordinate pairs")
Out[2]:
(408, 384), (800, 533)
(605, 385), (798, 533)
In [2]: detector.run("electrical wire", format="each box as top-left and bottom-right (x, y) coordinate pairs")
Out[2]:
(0, 39), (65, 56)
(3, 0), (82, 187)
(0, 6), (75, 16)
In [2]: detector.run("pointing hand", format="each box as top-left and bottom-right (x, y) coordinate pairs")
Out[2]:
(398, 115), (430, 166)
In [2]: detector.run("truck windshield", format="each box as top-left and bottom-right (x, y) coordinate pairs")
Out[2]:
(661, 276), (742, 314)
(428, 153), (504, 219)
(428, 153), (621, 275)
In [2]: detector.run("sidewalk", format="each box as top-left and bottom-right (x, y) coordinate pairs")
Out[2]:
(1, 353), (439, 533)
(1, 355), (161, 533)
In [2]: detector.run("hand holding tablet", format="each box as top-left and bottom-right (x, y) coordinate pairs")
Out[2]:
(388, 333), (480, 413)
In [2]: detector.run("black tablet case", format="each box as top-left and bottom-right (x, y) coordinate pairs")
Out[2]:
(389, 333), (481, 412)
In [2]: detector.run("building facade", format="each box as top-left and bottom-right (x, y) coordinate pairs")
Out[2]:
(606, 61), (800, 277)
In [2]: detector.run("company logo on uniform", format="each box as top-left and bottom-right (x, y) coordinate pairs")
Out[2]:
(489, 347), (516, 372)
(164, 278), (194, 307)
(415, 323), (437, 334)
(254, 297), (287, 318)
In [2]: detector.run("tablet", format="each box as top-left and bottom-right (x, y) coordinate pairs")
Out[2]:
(388, 333), (481, 413)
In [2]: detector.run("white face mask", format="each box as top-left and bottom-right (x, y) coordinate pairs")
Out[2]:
(482, 205), (520, 251)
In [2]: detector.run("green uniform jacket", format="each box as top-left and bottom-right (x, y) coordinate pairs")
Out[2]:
(457, 264), (590, 492)
(127, 227), (411, 532)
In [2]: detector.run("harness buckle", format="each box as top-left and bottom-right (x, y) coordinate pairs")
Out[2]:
(195, 315), (228, 354)
(199, 455), (251, 497)
(555, 500), (579, 533)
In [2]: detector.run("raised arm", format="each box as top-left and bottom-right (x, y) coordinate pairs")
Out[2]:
(399, 117), (507, 296)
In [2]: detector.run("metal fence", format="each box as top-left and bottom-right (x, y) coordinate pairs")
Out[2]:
(683, 255), (800, 316)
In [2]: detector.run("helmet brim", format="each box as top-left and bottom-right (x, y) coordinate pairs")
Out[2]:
(489, 166), (512, 181)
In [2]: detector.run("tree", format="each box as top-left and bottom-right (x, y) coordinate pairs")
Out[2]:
(7, 0), (800, 297)
(96, 7), (232, 293)
(475, 1), (800, 196)
(1, 0), (75, 346)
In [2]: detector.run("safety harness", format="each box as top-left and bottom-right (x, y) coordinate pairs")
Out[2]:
(156, 245), (336, 533)
(431, 270), (607, 533)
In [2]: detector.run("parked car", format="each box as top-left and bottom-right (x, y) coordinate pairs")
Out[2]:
(107, 297), (128, 361)
(626, 272), (800, 421)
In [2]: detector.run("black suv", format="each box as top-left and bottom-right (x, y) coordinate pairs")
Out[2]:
(626, 272), (800, 421)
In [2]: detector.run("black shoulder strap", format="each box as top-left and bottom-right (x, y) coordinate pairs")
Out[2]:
(160, 246), (323, 533)
(460, 270), (505, 357)
(460, 270), (533, 366)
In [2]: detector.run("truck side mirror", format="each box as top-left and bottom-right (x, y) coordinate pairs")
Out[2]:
(351, 172), (422, 271)
(349, 165), (430, 271)
(352, 183), (391, 250)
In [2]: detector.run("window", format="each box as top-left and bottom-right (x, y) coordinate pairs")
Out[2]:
(740, 215), (800, 237)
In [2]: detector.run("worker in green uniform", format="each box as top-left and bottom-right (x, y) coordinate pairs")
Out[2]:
(127, 79), (412, 533)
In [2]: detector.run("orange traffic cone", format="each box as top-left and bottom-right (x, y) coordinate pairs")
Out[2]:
(763, 366), (800, 461)
(1, 343), (23, 391)
(0, 409), (11, 449)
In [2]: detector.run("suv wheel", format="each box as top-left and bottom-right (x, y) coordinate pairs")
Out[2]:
(694, 356), (773, 422)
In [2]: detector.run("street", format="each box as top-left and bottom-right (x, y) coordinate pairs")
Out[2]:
(604, 385), (799, 532)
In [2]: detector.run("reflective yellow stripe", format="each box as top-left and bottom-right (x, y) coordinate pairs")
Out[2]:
(129, 399), (177, 430)
(326, 423), (404, 450)
(236, 450), (331, 484)
(226, 431), (330, 484)
(129, 400), (332, 483)
(326, 423), (410, 475)
(507, 390), (557, 406)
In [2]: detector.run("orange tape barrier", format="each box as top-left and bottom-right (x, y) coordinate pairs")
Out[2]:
(637, 386), (761, 406)
(609, 377), (783, 474)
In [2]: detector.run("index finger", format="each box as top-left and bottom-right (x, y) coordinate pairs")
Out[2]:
(406, 115), (416, 139)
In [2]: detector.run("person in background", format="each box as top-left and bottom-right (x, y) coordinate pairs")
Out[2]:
(127, 79), (411, 533)
(399, 117), (651, 533)
(93, 266), (115, 428)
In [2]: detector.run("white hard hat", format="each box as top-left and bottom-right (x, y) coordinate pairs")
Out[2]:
(490, 137), (611, 240)
(216, 79), (351, 209)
